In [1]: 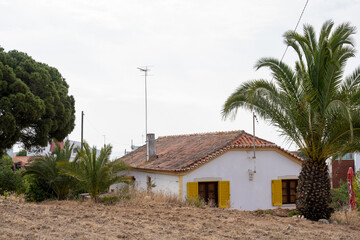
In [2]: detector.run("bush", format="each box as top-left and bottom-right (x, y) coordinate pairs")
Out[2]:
(354, 170), (360, 211)
(330, 178), (360, 211)
(265, 210), (274, 215)
(331, 180), (349, 210)
(24, 175), (55, 202)
(185, 196), (205, 208)
(23, 140), (78, 200)
(288, 209), (298, 217)
(67, 182), (87, 200)
(0, 155), (24, 195)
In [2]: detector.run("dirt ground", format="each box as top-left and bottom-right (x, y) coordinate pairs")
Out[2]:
(0, 195), (359, 240)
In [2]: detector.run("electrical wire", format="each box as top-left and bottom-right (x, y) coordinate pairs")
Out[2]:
(280, 0), (309, 62)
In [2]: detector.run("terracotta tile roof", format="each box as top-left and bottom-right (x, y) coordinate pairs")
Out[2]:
(50, 141), (65, 152)
(119, 130), (303, 172)
(12, 156), (32, 167)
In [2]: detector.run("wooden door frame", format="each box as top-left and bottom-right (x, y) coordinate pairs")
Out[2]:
(198, 181), (219, 207)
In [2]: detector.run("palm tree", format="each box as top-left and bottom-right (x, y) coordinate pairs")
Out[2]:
(59, 142), (130, 201)
(23, 140), (76, 200)
(222, 20), (360, 220)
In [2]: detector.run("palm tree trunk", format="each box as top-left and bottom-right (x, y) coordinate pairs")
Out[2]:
(296, 158), (333, 220)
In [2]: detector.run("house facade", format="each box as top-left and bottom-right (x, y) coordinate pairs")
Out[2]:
(26, 139), (81, 162)
(112, 130), (302, 210)
(354, 153), (360, 173)
(327, 153), (359, 188)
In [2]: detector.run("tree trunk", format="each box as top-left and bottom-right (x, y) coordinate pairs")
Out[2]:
(296, 158), (333, 220)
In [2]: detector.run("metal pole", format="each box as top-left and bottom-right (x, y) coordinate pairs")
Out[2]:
(81, 111), (84, 151)
(144, 67), (148, 143)
(253, 112), (256, 158)
(144, 68), (149, 161)
(137, 67), (150, 161)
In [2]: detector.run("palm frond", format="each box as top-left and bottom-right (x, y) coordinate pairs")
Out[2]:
(59, 141), (130, 200)
(223, 20), (360, 162)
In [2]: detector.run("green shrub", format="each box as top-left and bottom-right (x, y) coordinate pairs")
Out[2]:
(265, 210), (274, 215)
(0, 155), (24, 195)
(68, 183), (87, 200)
(24, 175), (55, 202)
(288, 209), (298, 217)
(185, 196), (205, 208)
(331, 180), (350, 211)
(23, 140), (78, 200)
(354, 170), (360, 211)
(256, 209), (264, 215)
(331, 175), (360, 212)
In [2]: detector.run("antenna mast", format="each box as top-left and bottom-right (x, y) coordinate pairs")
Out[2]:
(138, 66), (151, 161)
(81, 111), (84, 151)
(252, 112), (258, 173)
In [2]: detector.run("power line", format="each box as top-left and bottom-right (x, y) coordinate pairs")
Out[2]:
(84, 116), (107, 146)
(280, 0), (309, 62)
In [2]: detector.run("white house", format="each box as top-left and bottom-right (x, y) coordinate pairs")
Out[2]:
(113, 130), (302, 210)
(354, 153), (360, 173)
(27, 139), (81, 162)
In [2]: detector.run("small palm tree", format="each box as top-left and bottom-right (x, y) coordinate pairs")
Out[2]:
(23, 140), (76, 200)
(59, 142), (130, 201)
(223, 20), (360, 220)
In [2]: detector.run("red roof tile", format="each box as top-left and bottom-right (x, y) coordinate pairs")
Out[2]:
(50, 141), (65, 152)
(119, 130), (302, 172)
(12, 156), (32, 166)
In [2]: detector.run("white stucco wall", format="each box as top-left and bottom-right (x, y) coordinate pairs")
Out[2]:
(183, 149), (301, 211)
(354, 152), (360, 173)
(110, 170), (179, 195)
(111, 149), (301, 210)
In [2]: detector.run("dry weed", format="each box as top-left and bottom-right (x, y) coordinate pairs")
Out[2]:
(126, 189), (183, 206)
(331, 210), (360, 227)
(0, 193), (25, 202)
(2, 194), (360, 239)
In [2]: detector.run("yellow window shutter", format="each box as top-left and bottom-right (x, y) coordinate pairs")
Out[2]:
(218, 181), (230, 208)
(187, 182), (198, 200)
(272, 179), (282, 206)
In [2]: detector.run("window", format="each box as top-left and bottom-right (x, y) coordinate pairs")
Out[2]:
(198, 182), (218, 207)
(187, 181), (230, 208)
(340, 153), (353, 160)
(272, 179), (298, 206)
(282, 180), (298, 204)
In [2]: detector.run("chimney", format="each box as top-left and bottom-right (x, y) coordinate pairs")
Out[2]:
(146, 133), (157, 161)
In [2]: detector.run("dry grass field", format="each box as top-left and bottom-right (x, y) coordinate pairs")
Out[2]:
(0, 193), (359, 240)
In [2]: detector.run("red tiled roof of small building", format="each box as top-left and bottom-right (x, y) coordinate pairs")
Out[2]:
(119, 130), (303, 172)
(50, 141), (65, 152)
(12, 156), (32, 167)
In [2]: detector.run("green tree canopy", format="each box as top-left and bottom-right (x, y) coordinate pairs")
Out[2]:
(0, 47), (75, 156)
(16, 149), (27, 156)
(223, 21), (360, 220)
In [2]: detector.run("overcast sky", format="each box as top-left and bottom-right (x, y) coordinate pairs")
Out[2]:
(1, 0), (360, 158)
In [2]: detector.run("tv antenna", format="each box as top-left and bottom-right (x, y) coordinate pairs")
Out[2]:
(138, 66), (152, 161)
(137, 66), (151, 142)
